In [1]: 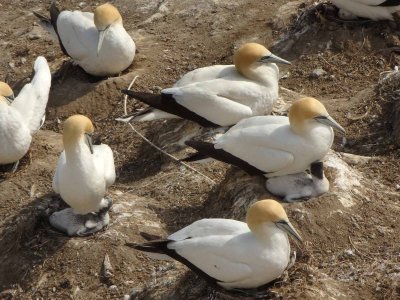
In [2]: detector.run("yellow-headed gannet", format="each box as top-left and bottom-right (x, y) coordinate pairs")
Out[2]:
(184, 97), (345, 177)
(36, 2), (135, 76)
(266, 161), (329, 202)
(50, 115), (116, 236)
(127, 199), (302, 290)
(331, 0), (400, 20)
(0, 56), (51, 171)
(121, 43), (290, 127)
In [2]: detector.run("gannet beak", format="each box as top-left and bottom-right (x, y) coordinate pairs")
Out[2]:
(97, 27), (109, 56)
(260, 54), (291, 65)
(85, 133), (94, 154)
(5, 94), (15, 104)
(275, 220), (303, 243)
(315, 115), (346, 135)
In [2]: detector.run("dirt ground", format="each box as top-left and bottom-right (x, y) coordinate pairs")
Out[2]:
(0, 0), (399, 299)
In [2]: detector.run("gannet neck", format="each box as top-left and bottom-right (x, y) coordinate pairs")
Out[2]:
(94, 3), (123, 30)
(64, 136), (92, 159)
(0, 97), (10, 106)
(245, 63), (279, 85)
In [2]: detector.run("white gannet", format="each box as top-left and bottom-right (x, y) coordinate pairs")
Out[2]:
(50, 115), (116, 236)
(331, 0), (400, 20)
(266, 161), (330, 202)
(184, 97), (345, 177)
(35, 2), (135, 76)
(0, 56), (51, 170)
(127, 199), (302, 290)
(121, 43), (290, 127)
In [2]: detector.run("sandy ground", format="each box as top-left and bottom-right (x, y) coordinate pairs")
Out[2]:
(0, 0), (399, 299)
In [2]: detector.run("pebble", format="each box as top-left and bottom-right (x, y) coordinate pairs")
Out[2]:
(344, 249), (355, 257)
(310, 68), (327, 79)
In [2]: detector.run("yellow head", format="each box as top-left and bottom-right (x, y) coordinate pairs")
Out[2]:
(288, 97), (345, 135)
(246, 199), (302, 242)
(233, 43), (290, 76)
(0, 81), (14, 104)
(63, 115), (94, 153)
(94, 3), (123, 55)
(94, 3), (122, 30)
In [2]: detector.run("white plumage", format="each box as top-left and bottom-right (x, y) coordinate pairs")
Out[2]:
(123, 43), (290, 127)
(214, 116), (333, 177)
(50, 115), (115, 236)
(52, 3), (135, 76)
(52, 143), (115, 214)
(186, 98), (345, 178)
(129, 200), (302, 290)
(331, 0), (400, 20)
(0, 56), (51, 165)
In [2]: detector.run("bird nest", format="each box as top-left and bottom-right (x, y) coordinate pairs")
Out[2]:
(377, 68), (400, 146)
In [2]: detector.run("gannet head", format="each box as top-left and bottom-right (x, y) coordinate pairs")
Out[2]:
(289, 97), (345, 135)
(94, 3), (123, 55)
(0, 81), (15, 104)
(63, 115), (95, 154)
(246, 199), (302, 242)
(233, 43), (291, 76)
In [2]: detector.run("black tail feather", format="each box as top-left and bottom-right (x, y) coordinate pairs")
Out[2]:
(310, 161), (324, 180)
(121, 89), (219, 128)
(185, 141), (265, 176)
(125, 234), (222, 288)
(49, 1), (69, 56)
(181, 151), (210, 162)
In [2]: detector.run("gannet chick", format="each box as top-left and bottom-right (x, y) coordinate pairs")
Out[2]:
(331, 0), (400, 20)
(0, 57), (51, 170)
(121, 43), (290, 127)
(51, 115), (116, 236)
(266, 161), (329, 202)
(184, 97), (345, 177)
(127, 199), (302, 290)
(36, 2), (135, 76)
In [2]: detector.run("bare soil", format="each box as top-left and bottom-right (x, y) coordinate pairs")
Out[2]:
(0, 1), (399, 299)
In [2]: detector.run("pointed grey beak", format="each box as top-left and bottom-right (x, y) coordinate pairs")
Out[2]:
(97, 26), (110, 56)
(85, 133), (94, 154)
(5, 94), (15, 104)
(260, 53), (291, 65)
(315, 115), (346, 135)
(275, 220), (303, 243)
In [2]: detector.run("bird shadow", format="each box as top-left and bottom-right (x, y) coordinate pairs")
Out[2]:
(0, 193), (69, 291)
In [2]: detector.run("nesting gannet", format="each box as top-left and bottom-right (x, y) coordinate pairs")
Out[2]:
(266, 161), (330, 202)
(0, 56), (51, 170)
(127, 199), (302, 290)
(121, 43), (290, 127)
(184, 97), (345, 177)
(331, 0), (400, 20)
(35, 2), (135, 76)
(50, 115), (116, 236)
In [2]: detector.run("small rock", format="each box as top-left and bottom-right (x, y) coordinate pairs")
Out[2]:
(310, 68), (327, 79)
(28, 26), (42, 40)
(78, 2), (87, 8)
(21, 57), (27, 64)
(344, 249), (355, 257)
(8, 62), (15, 69)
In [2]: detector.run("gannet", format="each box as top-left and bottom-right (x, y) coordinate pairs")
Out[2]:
(50, 115), (116, 236)
(36, 2), (135, 76)
(121, 43), (290, 127)
(266, 161), (330, 202)
(184, 97), (345, 177)
(331, 0), (400, 20)
(0, 56), (51, 170)
(127, 199), (302, 290)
